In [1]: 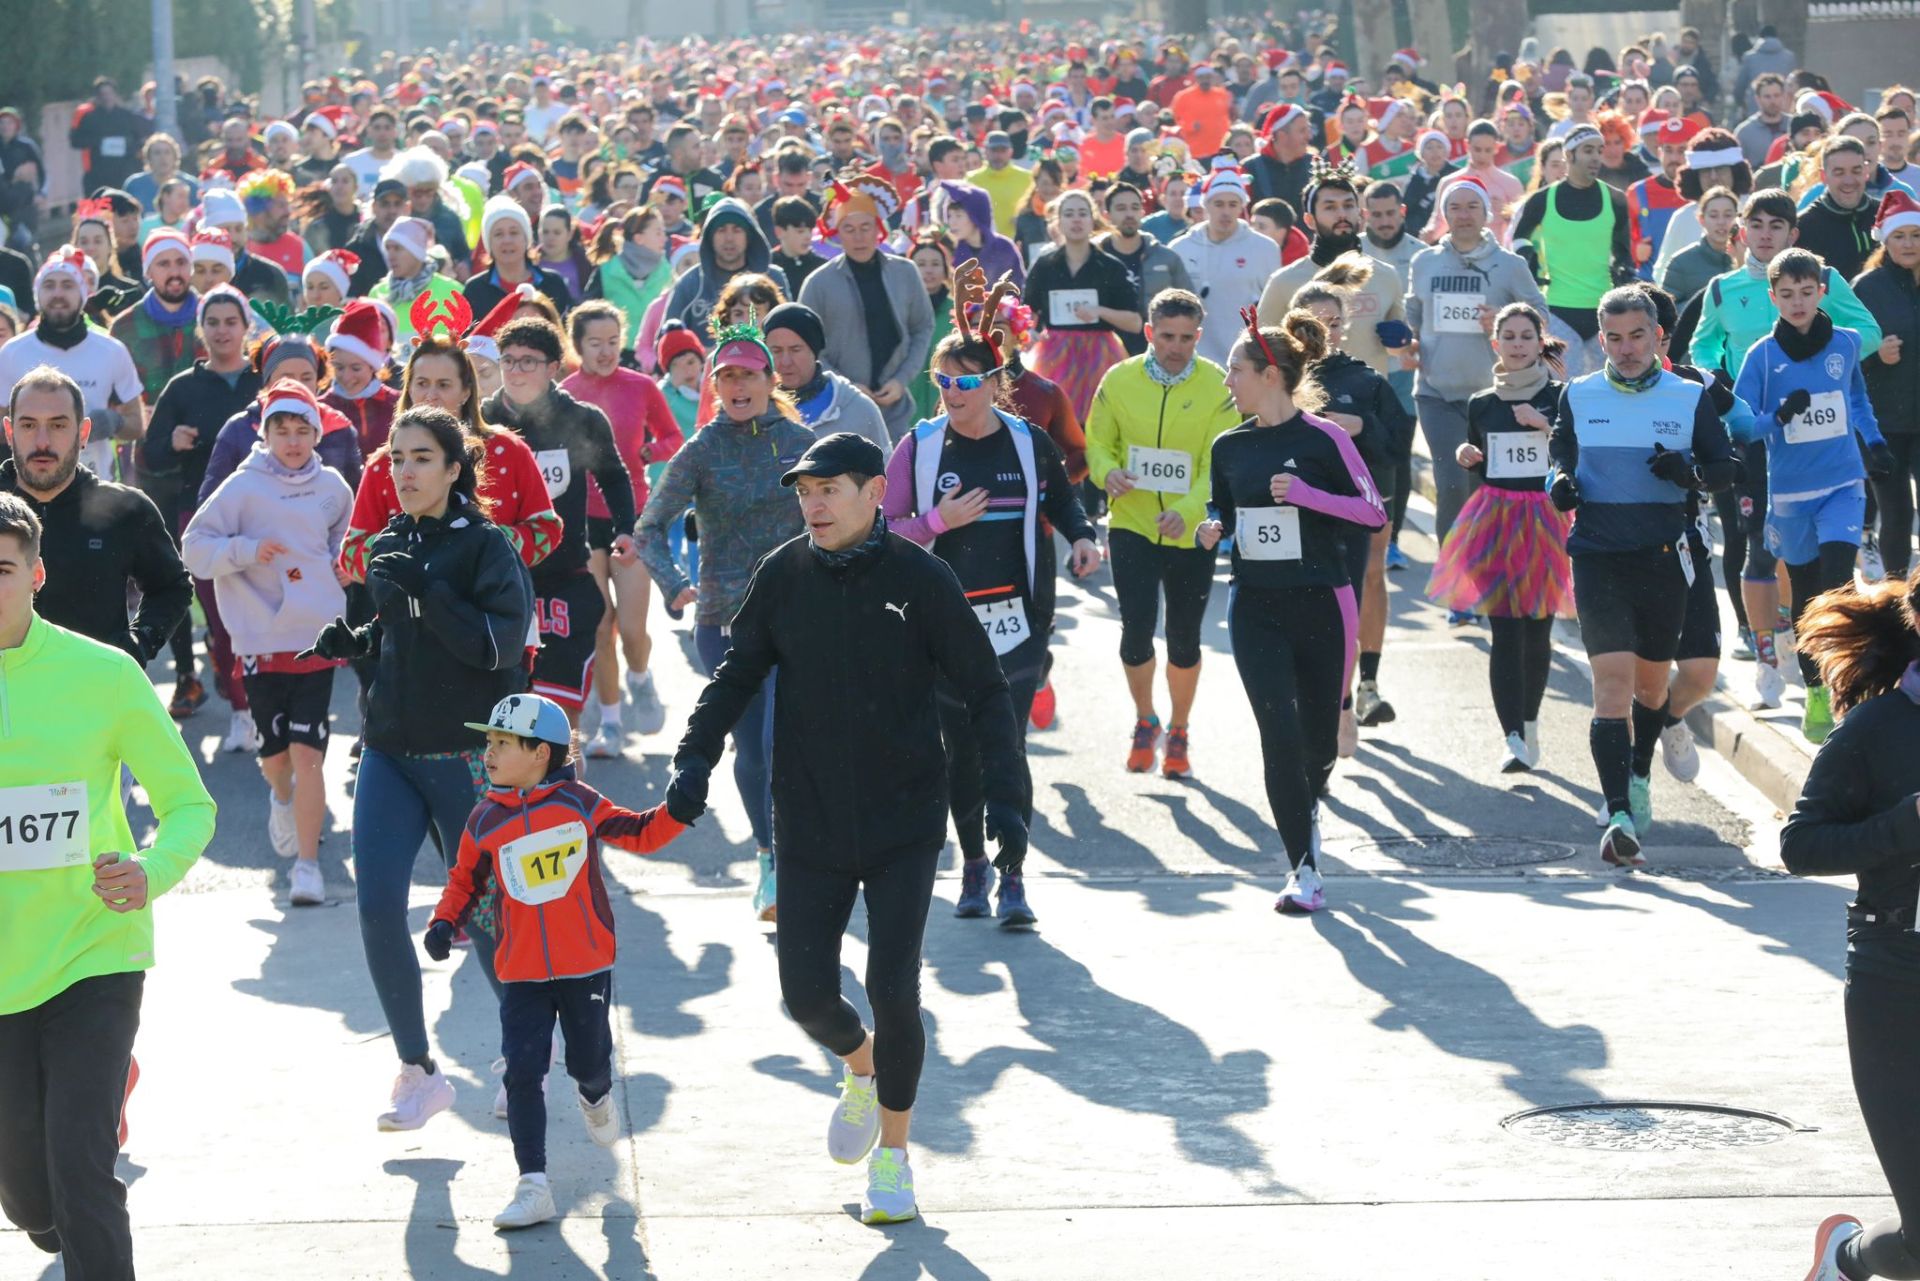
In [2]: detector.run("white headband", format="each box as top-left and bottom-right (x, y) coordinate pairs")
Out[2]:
(1686, 146), (1743, 170)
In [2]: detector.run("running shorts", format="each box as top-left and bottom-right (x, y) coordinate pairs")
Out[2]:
(1766, 481), (1866, 568)
(242, 667), (336, 757)
(587, 514), (616, 552)
(1571, 546), (1689, 663)
(531, 569), (607, 710)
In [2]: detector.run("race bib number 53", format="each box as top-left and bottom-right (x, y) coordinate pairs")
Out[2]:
(0, 782), (90, 873)
(497, 820), (589, 906)
(1238, 506), (1302, 561)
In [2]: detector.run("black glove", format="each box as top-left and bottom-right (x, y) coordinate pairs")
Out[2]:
(1776, 388), (1813, 425)
(368, 550), (428, 598)
(665, 759), (710, 825)
(423, 919), (455, 962)
(1870, 441), (1897, 480)
(300, 615), (368, 662)
(1647, 443), (1696, 487)
(985, 800), (1029, 873)
(1549, 474), (1582, 512)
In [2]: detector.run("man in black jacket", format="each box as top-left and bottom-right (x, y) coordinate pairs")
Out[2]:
(1799, 136), (1881, 282)
(2, 366), (190, 666)
(666, 432), (1026, 1228)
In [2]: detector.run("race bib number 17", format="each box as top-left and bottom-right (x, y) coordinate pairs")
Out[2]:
(0, 782), (90, 873)
(497, 820), (589, 906)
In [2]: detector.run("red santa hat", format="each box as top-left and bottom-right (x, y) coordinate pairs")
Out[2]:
(141, 226), (191, 275)
(326, 298), (390, 368)
(1637, 108), (1671, 138)
(1439, 174), (1492, 215)
(1260, 102), (1307, 139)
(35, 245), (90, 293)
(1199, 166), (1250, 201)
(1389, 48), (1423, 72)
(261, 378), (324, 428)
(1875, 190), (1920, 241)
(304, 105), (353, 140)
(1375, 98), (1414, 131)
(303, 248), (360, 299)
(190, 228), (236, 272)
(462, 290), (521, 364)
(1795, 89), (1852, 124)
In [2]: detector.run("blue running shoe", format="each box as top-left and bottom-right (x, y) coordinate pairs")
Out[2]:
(996, 869), (1037, 929)
(1385, 542), (1410, 571)
(954, 859), (994, 918)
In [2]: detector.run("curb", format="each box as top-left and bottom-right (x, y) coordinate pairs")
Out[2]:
(1683, 693), (1811, 818)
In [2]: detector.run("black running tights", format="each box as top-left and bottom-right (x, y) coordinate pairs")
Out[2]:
(1229, 583), (1351, 869)
(1488, 616), (1555, 737)
(1874, 435), (1920, 577)
(776, 848), (940, 1114)
(1787, 543), (1859, 686)
(1843, 970), (1920, 1279)
(1712, 485), (1750, 633)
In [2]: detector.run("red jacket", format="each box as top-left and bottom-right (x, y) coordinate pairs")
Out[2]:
(324, 384), (399, 464)
(433, 769), (684, 982)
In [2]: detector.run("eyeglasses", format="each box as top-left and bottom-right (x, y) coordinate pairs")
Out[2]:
(500, 355), (550, 372)
(934, 367), (1003, 391)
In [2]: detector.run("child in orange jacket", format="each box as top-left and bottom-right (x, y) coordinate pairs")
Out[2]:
(424, 692), (697, 1229)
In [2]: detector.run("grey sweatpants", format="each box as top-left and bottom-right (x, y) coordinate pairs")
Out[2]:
(1416, 394), (1480, 546)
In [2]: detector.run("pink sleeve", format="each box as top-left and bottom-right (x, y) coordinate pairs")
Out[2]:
(882, 435), (946, 546)
(1285, 414), (1388, 530)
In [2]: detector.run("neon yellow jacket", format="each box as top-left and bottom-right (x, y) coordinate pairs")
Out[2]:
(0, 616), (215, 1014)
(1085, 353), (1241, 546)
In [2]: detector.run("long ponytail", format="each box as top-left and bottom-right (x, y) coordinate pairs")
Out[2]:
(1797, 572), (1920, 715)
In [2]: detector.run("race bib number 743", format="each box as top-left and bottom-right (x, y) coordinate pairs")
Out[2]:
(0, 781), (90, 873)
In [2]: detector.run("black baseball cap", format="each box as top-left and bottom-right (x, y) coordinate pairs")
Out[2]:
(781, 432), (886, 486)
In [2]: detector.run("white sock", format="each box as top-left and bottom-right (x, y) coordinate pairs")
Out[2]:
(850, 1071), (875, 1088)
(630, 669), (653, 690)
(523, 1171), (549, 1186)
(272, 790), (293, 810)
(600, 701), (622, 728)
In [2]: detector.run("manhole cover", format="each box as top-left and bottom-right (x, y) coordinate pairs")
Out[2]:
(1501, 1101), (1807, 1151)
(1346, 835), (1576, 869)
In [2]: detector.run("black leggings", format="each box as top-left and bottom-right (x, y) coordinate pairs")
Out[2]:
(776, 848), (940, 1113)
(1787, 542), (1859, 686)
(1489, 616), (1555, 736)
(1108, 527), (1216, 669)
(1711, 484), (1750, 633)
(1875, 435), (1920, 576)
(936, 638), (1040, 862)
(1228, 583), (1352, 868)
(1391, 454), (1413, 542)
(1845, 968), (1920, 1279)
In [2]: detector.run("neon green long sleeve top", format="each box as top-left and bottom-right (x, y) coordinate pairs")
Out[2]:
(0, 616), (215, 1014)
(1084, 354), (1242, 546)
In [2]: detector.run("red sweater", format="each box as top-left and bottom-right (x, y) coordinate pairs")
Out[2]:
(559, 367), (685, 517)
(324, 384), (399, 463)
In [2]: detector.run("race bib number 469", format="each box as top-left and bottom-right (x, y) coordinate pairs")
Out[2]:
(1783, 390), (1848, 445)
(0, 782), (90, 873)
(497, 820), (589, 906)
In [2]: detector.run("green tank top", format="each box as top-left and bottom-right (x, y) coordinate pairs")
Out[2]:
(1537, 182), (1617, 310)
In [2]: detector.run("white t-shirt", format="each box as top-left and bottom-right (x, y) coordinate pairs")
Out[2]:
(524, 101), (569, 146)
(1170, 222), (1282, 368)
(342, 147), (395, 198)
(0, 330), (144, 481)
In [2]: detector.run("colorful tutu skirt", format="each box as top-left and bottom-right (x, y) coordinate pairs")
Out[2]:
(1031, 328), (1126, 420)
(1427, 486), (1575, 619)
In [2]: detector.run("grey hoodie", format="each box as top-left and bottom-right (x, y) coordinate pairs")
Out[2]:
(1403, 232), (1550, 402)
(663, 196), (790, 340)
(1737, 37), (1797, 112)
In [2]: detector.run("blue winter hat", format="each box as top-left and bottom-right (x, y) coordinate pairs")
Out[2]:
(466, 693), (573, 746)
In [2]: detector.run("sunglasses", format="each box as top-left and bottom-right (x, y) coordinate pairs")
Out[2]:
(934, 367), (1003, 392)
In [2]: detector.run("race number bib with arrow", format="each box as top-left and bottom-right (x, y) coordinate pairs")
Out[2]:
(1239, 507), (1302, 561)
(497, 821), (589, 906)
(1127, 445), (1193, 494)
(1484, 432), (1549, 479)
(0, 782), (90, 874)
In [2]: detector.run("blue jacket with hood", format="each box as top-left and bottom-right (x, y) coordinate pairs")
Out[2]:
(661, 196), (790, 343)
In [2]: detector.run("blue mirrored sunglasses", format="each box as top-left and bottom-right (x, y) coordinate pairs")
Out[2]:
(934, 366), (1004, 392)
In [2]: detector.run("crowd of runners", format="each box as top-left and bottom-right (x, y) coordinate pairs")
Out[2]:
(6, 12), (1920, 1277)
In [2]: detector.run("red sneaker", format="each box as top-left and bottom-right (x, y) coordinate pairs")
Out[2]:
(1126, 718), (1160, 773)
(1162, 726), (1192, 778)
(1029, 680), (1056, 731)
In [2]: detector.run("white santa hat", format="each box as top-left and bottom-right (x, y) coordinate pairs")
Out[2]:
(35, 245), (90, 294)
(326, 298), (390, 368)
(382, 216), (435, 267)
(481, 195), (534, 248)
(190, 229), (236, 272)
(141, 227), (191, 275)
(262, 120), (298, 147)
(200, 187), (246, 230)
(1199, 166), (1250, 201)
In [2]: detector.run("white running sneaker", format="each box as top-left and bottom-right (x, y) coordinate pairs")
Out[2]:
(376, 1063), (454, 1131)
(629, 674), (668, 735)
(492, 1174), (557, 1230)
(289, 859), (325, 906)
(861, 1147), (918, 1225)
(584, 723), (622, 759)
(223, 709), (261, 754)
(827, 1067), (882, 1164)
(1499, 732), (1532, 774)
(268, 791), (297, 858)
(1276, 861), (1326, 914)
(579, 1089), (620, 1147)
(1804, 1214), (1863, 1281)
(1659, 720), (1701, 783)
(1755, 660), (1787, 710)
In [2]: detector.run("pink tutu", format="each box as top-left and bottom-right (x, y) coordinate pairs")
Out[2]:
(1030, 328), (1126, 420)
(1427, 486), (1574, 619)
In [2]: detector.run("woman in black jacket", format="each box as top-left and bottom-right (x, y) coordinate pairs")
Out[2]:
(307, 405), (535, 1134)
(1857, 220), (1920, 574)
(1292, 282), (1416, 748)
(1781, 573), (1920, 1280)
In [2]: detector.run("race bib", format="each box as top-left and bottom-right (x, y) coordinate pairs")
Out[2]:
(0, 782), (90, 874)
(1432, 292), (1485, 335)
(1048, 288), (1100, 327)
(972, 597), (1031, 656)
(535, 449), (571, 499)
(1127, 444), (1193, 495)
(1678, 537), (1696, 588)
(100, 137), (127, 158)
(1484, 431), (1549, 479)
(1783, 390), (1847, 445)
(1239, 506), (1302, 561)
(497, 820), (588, 907)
